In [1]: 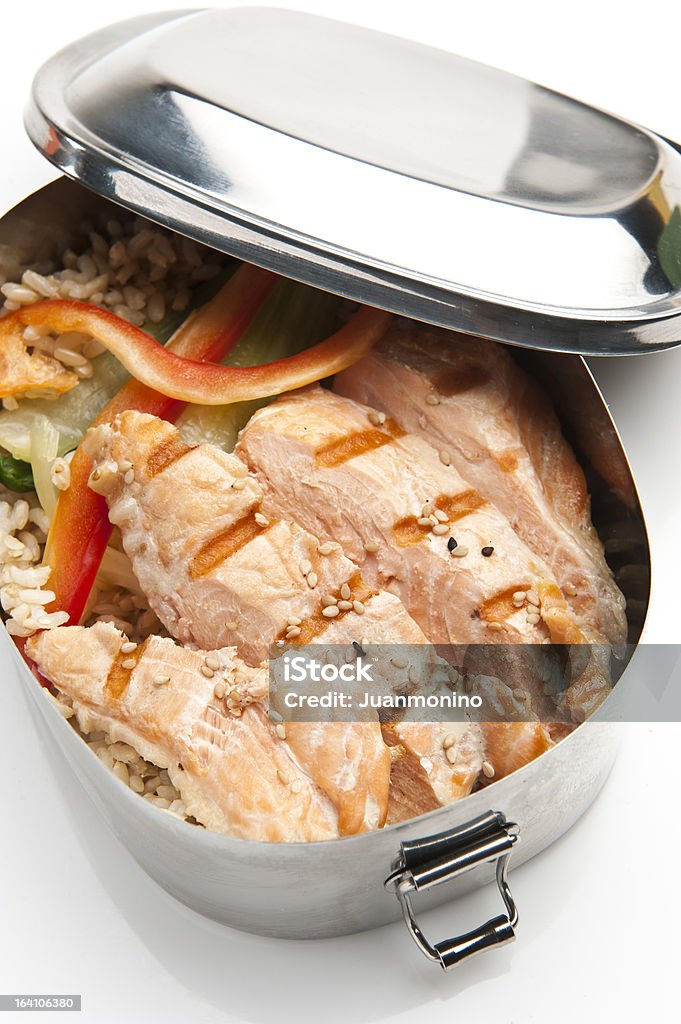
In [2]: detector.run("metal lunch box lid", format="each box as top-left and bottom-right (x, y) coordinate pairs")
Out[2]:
(24, 6), (681, 355)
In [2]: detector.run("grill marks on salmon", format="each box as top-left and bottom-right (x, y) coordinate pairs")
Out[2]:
(315, 420), (405, 467)
(189, 510), (271, 579)
(27, 623), (342, 842)
(238, 387), (561, 648)
(334, 325), (626, 643)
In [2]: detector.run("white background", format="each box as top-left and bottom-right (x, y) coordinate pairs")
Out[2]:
(1, 2), (679, 1021)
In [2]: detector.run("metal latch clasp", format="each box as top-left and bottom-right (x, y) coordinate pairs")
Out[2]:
(384, 810), (519, 970)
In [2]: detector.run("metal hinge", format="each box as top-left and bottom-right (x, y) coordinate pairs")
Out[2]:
(384, 810), (520, 970)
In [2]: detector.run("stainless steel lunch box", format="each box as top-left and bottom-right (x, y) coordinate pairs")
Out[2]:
(4, 6), (677, 968)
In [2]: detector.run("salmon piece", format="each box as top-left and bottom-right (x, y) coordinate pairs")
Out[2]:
(83, 412), (462, 828)
(84, 411), (419, 666)
(334, 325), (626, 643)
(26, 623), (340, 842)
(382, 720), (485, 824)
(284, 721), (390, 834)
(238, 387), (562, 650)
(480, 722), (553, 784)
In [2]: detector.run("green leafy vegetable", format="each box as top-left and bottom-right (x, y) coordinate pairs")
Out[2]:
(177, 279), (342, 451)
(0, 452), (34, 491)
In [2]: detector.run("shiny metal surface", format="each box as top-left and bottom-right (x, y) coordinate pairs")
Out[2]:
(0, 179), (650, 952)
(385, 812), (519, 969)
(12, 631), (617, 939)
(25, 8), (681, 355)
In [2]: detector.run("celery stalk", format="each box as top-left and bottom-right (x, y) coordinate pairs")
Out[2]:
(28, 415), (59, 518)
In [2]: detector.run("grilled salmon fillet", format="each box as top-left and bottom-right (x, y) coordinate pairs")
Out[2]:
(27, 623), (342, 841)
(84, 411), (425, 666)
(238, 389), (583, 645)
(334, 325), (626, 643)
(82, 412), (487, 820)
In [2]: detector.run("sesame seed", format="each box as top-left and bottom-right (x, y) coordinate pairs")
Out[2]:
(214, 682), (226, 699)
(512, 591), (527, 603)
(226, 620), (238, 631)
(482, 760), (495, 779)
(205, 653), (221, 671)
(307, 572), (318, 589)
(299, 559), (312, 577)
(564, 583), (577, 596)
(353, 600), (365, 615)
(120, 641), (137, 654)
(254, 512), (269, 527)
(286, 626), (301, 638)
(340, 582), (351, 600)
(322, 605), (340, 618)
(450, 545), (469, 557)
(277, 769), (291, 785)
(270, 708), (283, 722)
(318, 542), (334, 555)
(421, 503), (432, 518)
(391, 656), (408, 669)
(513, 688), (528, 701)
(417, 516), (432, 527)
(290, 779), (303, 794)
(527, 589), (539, 606)
(447, 537), (458, 552)
(434, 509), (448, 523)
(321, 595), (338, 607)
(428, 514), (439, 526)
(432, 524), (449, 536)
(488, 622), (503, 632)
(481, 546), (494, 557)
(201, 664), (215, 678)
(442, 733), (457, 750)
(445, 745), (458, 765)
(232, 478), (246, 491)
(153, 674), (170, 686)
(228, 689), (241, 703)
(418, 415), (427, 429)
(337, 600), (353, 611)
(121, 658), (136, 670)
(117, 459), (132, 473)
(287, 616), (301, 627)
(275, 723), (286, 740)
(527, 612), (540, 625)
(425, 393), (440, 406)
(368, 410), (386, 427)
(364, 541), (379, 553)
(123, 469), (135, 485)
(439, 450), (451, 466)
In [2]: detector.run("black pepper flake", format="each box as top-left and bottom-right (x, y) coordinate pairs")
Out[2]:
(481, 546), (494, 557)
(447, 537), (458, 552)
(353, 640), (366, 657)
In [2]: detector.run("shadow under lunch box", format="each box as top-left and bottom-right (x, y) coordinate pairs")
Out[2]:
(5, 5), (679, 968)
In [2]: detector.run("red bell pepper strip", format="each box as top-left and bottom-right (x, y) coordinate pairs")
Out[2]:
(15, 301), (393, 405)
(41, 263), (277, 627)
